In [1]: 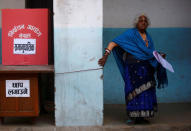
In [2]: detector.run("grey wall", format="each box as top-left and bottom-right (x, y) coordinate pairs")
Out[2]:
(103, 0), (191, 28)
(0, 0), (25, 28)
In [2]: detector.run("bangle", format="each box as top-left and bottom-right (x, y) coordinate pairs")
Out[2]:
(105, 48), (111, 54)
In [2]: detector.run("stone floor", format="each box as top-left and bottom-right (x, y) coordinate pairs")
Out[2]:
(0, 103), (191, 131)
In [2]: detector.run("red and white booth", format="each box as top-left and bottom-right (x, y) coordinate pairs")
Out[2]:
(2, 9), (49, 65)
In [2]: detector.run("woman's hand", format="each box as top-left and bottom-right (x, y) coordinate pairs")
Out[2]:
(160, 52), (166, 59)
(98, 42), (117, 67)
(98, 52), (109, 67)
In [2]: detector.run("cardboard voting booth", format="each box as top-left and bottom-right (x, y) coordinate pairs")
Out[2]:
(0, 9), (52, 123)
(2, 9), (49, 65)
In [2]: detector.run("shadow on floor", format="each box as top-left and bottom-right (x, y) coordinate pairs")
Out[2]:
(0, 103), (191, 131)
(104, 103), (191, 125)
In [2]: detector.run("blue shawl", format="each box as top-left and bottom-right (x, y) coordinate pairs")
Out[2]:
(112, 28), (167, 88)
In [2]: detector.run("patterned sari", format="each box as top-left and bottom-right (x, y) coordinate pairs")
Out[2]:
(124, 53), (157, 118)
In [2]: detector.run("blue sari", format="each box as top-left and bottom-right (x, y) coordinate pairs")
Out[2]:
(112, 28), (167, 118)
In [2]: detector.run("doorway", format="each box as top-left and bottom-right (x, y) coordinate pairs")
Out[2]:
(25, 0), (55, 124)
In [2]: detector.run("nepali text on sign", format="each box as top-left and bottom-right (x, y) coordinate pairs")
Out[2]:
(6, 80), (30, 97)
(14, 39), (36, 54)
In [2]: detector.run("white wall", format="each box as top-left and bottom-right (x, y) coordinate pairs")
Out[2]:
(54, 0), (103, 126)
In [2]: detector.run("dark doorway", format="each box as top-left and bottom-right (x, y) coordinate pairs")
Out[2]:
(25, 0), (55, 121)
(25, 0), (54, 65)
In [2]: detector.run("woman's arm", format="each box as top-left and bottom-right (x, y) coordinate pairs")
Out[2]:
(107, 42), (118, 51)
(98, 42), (118, 67)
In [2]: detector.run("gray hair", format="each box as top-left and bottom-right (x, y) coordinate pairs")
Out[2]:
(133, 13), (150, 28)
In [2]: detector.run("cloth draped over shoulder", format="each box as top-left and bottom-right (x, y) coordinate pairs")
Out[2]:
(112, 28), (168, 88)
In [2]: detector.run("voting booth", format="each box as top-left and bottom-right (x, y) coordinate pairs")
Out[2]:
(0, 74), (39, 119)
(2, 9), (49, 65)
(0, 9), (53, 123)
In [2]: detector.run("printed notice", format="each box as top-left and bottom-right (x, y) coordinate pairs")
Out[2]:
(153, 51), (174, 73)
(14, 39), (36, 54)
(6, 80), (30, 97)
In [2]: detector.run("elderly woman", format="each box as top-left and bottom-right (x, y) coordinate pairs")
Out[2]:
(98, 14), (167, 124)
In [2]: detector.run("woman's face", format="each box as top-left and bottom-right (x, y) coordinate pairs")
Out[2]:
(137, 16), (148, 30)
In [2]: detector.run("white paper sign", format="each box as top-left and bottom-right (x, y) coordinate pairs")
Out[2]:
(6, 80), (30, 97)
(14, 39), (36, 54)
(153, 51), (174, 73)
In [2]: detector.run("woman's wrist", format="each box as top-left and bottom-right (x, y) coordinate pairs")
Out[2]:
(105, 48), (111, 55)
